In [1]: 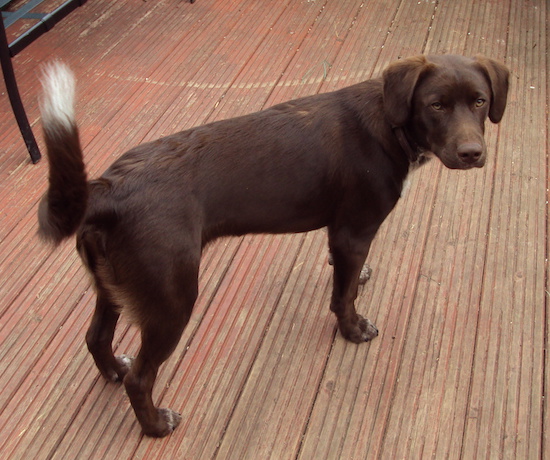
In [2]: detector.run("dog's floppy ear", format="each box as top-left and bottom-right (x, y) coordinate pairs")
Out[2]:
(383, 55), (431, 127)
(473, 55), (510, 123)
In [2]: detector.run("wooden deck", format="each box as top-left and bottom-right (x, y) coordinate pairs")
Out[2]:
(0, 0), (548, 458)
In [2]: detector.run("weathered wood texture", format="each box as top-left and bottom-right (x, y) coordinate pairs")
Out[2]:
(0, 1), (547, 459)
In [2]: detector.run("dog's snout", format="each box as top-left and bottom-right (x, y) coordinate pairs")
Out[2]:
(457, 143), (483, 164)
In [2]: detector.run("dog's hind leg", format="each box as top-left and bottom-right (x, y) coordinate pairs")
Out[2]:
(328, 228), (379, 343)
(123, 301), (195, 437)
(122, 265), (199, 438)
(86, 288), (132, 382)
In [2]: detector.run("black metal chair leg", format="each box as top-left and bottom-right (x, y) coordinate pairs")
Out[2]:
(0, 19), (41, 163)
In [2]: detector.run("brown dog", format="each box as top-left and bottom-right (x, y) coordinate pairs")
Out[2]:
(38, 55), (509, 437)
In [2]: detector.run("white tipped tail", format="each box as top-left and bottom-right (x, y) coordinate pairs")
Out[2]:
(38, 61), (87, 245)
(40, 61), (76, 133)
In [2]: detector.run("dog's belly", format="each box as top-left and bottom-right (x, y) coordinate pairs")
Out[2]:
(201, 183), (333, 238)
(191, 142), (338, 238)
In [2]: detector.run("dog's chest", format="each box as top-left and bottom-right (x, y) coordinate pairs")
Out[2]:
(401, 175), (412, 198)
(400, 152), (433, 198)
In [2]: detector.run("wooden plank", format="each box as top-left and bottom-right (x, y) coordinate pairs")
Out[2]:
(0, 0), (547, 459)
(205, 232), (332, 460)
(546, 2), (550, 458)
(462, 1), (547, 459)
(144, 0), (298, 134)
(265, 0), (366, 102)
(205, 0), (325, 120)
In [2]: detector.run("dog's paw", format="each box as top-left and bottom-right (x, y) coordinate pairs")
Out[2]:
(339, 314), (378, 343)
(161, 408), (182, 432)
(115, 355), (134, 379)
(359, 264), (372, 284)
(102, 355), (134, 382)
(144, 408), (182, 438)
(358, 315), (378, 341)
(99, 355), (134, 383)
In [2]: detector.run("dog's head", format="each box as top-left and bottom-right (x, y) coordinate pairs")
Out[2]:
(383, 54), (509, 169)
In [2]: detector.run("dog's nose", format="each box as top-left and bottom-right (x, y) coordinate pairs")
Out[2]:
(457, 143), (483, 164)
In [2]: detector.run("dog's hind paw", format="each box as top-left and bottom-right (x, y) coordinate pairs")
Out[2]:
(98, 355), (134, 382)
(117, 354), (134, 368)
(107, 355), (133, 382)
(359, 264), (372, 284)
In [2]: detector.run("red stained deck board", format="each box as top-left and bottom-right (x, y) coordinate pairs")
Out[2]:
(0, 1), (547, 459)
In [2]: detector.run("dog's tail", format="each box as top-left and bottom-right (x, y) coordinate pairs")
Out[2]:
(38, 62), (88, 245)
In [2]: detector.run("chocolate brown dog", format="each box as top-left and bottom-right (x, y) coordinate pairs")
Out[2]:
(38, 55), (509, 437)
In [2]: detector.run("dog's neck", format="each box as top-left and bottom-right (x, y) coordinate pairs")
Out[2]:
(393, 126), (421, 164)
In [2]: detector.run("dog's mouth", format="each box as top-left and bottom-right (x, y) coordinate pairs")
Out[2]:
(460, 160), (485, 169)
(436, 143), (487, 170)
(439, 156), (486, 170)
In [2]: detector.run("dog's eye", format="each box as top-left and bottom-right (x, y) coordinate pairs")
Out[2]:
(475, 98), (486, 107)
(431, 102), (443, 110)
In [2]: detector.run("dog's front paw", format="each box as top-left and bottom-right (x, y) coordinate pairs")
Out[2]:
(339, 314), (378, 343)
(358, 315), (378, 340)
(143, 408), (182, 438)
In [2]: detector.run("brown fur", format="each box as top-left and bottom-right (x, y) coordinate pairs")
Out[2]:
(38, 54), (509, 437)
(38, 122), (87, 245)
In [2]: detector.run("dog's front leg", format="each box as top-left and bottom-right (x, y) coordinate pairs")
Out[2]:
(328, 228), (378, 343)
(328, 252), (372, 284)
